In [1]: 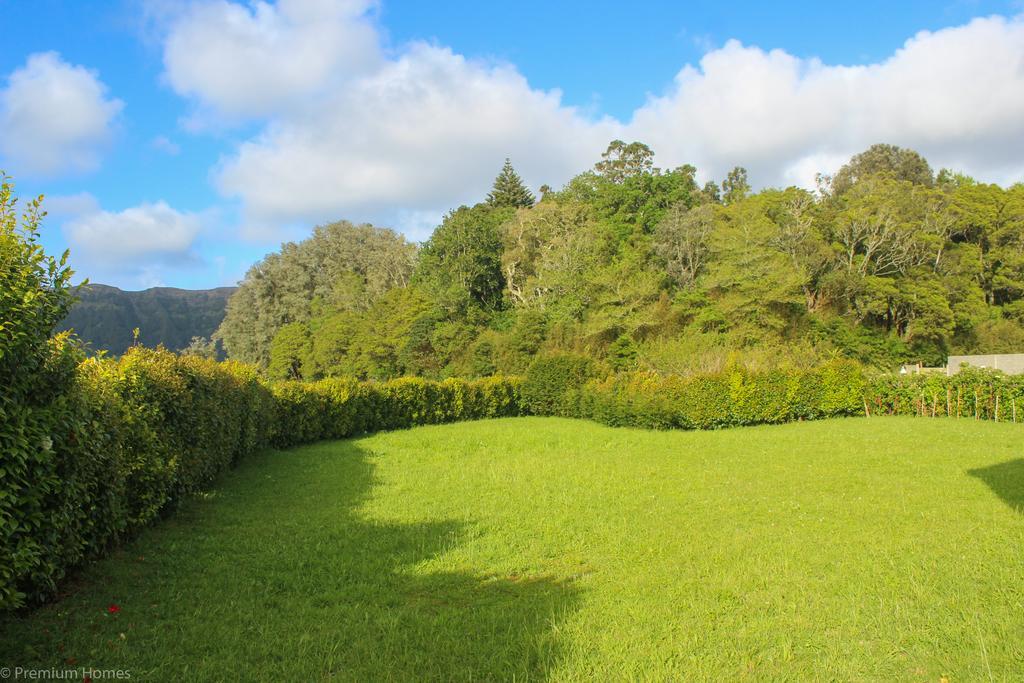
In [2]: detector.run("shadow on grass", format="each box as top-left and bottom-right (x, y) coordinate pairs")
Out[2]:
(968, 458), (1024, 514)
(0, 440), (580, 680)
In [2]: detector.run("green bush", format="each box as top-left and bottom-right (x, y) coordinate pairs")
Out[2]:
(521, 353), (595, 416)
(1, 175), (79, 609)
(581, 360), (865, 430)
(0, 346), (276, 610)
(270, 375), (522, 448)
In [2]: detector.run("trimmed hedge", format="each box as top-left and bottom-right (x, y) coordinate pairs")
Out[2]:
(0, 346), (521, 610)
(270, 375), (522, 449)
(580, 360), (866, 430)
(521, 353), (595, 417)
(1, 346), (276, 610)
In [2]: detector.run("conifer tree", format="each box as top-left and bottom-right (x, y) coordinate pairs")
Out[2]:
(486, 158), (535, 208)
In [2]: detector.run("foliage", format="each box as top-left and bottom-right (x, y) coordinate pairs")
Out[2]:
(868, 365), (1024, 421)
(721, 166), (750, 205)
(180, 335), (220, 360)
(594, 140), (655, 183)
(486, 158), (535, 209)
(830, 143), (934, 195)
(415, 203), (512, 313)
(520, 353), (596, 416)
(0, 175), (79, 610)
(0, 345), (276, 610)
(268, 321), (311, 380)
(208, 143), (1024, 379)
(652, 203), (716, 287)
(582, 360), (865, 429)
(638, 332), (835, 376)
(216, 221), (416, 368)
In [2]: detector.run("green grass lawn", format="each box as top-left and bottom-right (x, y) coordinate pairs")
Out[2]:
(3, 417), (1024, 680)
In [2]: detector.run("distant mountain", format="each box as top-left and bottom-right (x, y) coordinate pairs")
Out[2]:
(58, 284), (236, 356)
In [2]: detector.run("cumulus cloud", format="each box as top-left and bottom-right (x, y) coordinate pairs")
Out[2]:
(0, 52), (123, 176)
(162, 0), (381, 120)
(629, 15), (1024, 188)
(161, 2), (1024, 237)
(63, 199), (204, 278)
(216, 43), (617, 235)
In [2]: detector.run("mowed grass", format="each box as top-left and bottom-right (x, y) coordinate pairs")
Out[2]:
(3, 417), (1024, 680)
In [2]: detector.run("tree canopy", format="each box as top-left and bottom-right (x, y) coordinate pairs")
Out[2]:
(217, 144), (1024, 378)
(487, 159), (535, 209)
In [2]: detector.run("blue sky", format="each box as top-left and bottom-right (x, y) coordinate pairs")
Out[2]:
(2, 0), (1023, 290)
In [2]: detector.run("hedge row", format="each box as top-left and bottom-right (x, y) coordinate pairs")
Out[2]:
(1, 346), (521, 611)
(519, 354), (1023, 430)
(2, 345), (276, 610)
(270, 375), (522, 448)
(576, 360), (866, 429)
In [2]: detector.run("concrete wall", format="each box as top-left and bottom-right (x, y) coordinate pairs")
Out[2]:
(947, 354), (1024, 375)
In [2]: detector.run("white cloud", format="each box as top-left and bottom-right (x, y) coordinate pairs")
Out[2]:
(162, 0), (381, 120)
(0, 52), (123, 176)
(64, 200), (203, 268)
(629, 15), (1024, 187)
(216, 43), (618, 234)
(161, 3), (1024, 238)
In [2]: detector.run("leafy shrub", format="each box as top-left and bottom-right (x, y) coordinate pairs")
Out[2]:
(1, 176), (79, 609)
(270, 375), (522, 448)
(521, 353), (595, 416)
(581, 360), (865, 430)
(0, 341), (276, 610)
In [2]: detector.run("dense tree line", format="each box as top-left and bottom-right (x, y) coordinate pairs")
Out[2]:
(215, 142), (1024, 380)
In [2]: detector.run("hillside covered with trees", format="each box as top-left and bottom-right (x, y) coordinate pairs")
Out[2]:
(60, 284), (235, 356)
(216, 145), (1024, 380)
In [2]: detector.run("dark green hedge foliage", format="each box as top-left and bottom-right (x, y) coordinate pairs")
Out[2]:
(521, 353), (595, 416)
(0, 346), (276, 610)
(269, 375), (522, 448)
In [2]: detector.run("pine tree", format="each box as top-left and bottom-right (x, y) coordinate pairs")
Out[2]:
(486, 158), (535, 208)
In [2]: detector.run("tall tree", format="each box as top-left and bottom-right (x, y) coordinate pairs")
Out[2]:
(268, 322), (311, 380)
(721, 167), (750, 205)
(653, 203), (717, 288)
(595, 140), (654, 184)
(831, 144), (934, 195)
(486, 159), (535, 208)
(501, 200), (605, 317)
(702, 194), (806, 335)
(216, 221), (416, 368)
(415, 204), (511, 313)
